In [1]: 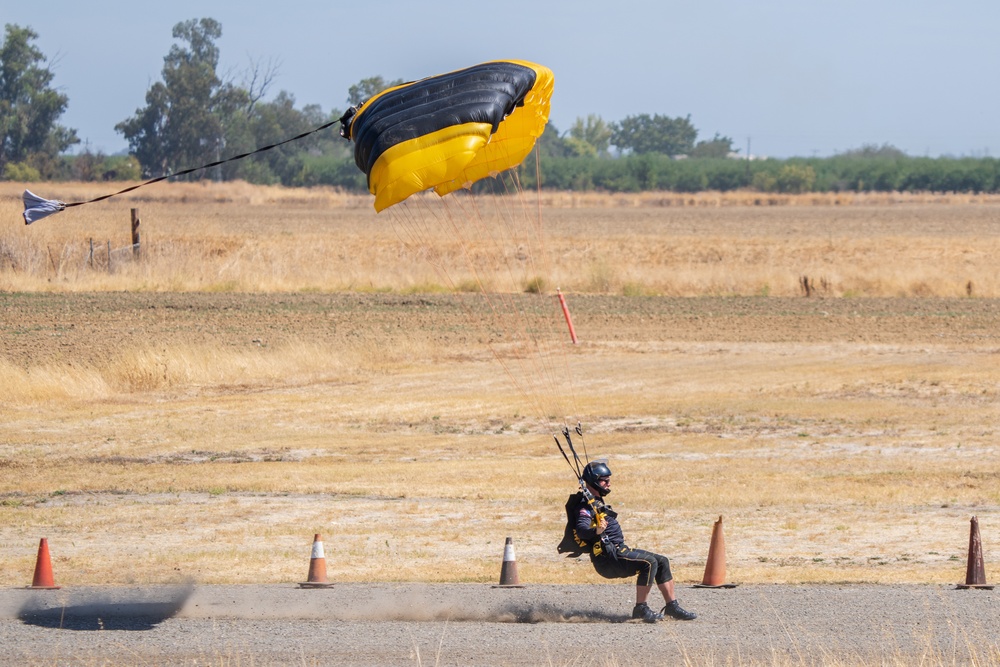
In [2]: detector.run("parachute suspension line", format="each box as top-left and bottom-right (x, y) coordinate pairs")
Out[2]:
(445, 182), (550, 417)
(492, 173), (567, 419)
(383, 172), (574, 434)
(385, 192), (451, 284)
(533, 145), (544, 233)
(508, 161), (585, 436)
(461, 183), (557, 421)
(490, 152), (585, 439)
(383, 190), (539, 420)
(492, 174), (560, 407)
(25, 114), (349, 220)
(466, 168), (580, 435)
(520, 146), (586, 431)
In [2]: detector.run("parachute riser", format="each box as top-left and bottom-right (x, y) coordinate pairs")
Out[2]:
(558, 425), (586, 477)
(553, 422), (594, 494)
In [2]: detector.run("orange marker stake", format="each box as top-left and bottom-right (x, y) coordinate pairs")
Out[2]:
(556, 289), (578, 344)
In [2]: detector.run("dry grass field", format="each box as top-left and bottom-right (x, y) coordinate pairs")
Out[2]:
(1, 181), (998, 590)
(7, 182), (1000, 297)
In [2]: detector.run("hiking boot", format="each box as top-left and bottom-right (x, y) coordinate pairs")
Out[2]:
(631, 602), (664, 623)
(661, 600), (697, 621)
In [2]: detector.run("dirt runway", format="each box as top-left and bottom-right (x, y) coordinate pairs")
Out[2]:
(2, 583), (997, 665)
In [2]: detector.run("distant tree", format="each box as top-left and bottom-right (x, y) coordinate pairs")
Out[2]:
(836, 143), (907, 159)
(610, 113), (697, 156)
(754, 163), (818, 193)
(347, 76), (405, 107)
(567, 114), (612, 157)
(690, 133), (736, 159)
(563, 136), (597, 158)
(217, 57), (348, 185)
(241, 55), (280, 116)
(535, 123), (572, 159)
(224, 91), (324, 184)
(64, 150), (141, 181)
(116, 18), (244, 177)
(0, 24), (78, 178)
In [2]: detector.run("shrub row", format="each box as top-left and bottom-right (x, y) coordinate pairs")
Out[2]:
(38, 152), (1000, 196)
(285, 153), (1000, 195)
(526, 155), (1000, 194)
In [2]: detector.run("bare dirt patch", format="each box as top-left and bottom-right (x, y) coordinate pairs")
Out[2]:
(4, 291), (1000, 369)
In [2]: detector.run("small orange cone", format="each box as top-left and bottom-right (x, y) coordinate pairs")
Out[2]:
(28, 538), (61, 590)
(298, 534), (334, 588)
(957, 516), (993, 590)
(492, 536), (525, 588)
(693, 516), (737, 588)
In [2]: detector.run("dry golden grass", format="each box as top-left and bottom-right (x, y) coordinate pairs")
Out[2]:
(5, 181), (1000, 296)
(1, 181), (999, 588)
(2, 333), (997, 586)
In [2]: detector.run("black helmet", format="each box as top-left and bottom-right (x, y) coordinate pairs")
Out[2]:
(582, 459), (612, 496)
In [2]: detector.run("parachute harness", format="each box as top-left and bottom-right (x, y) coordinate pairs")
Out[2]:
(555, 424), (618, 559)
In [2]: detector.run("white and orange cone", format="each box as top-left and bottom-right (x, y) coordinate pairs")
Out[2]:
(493, 536), (526, 588)
(298, 533), (334, 588)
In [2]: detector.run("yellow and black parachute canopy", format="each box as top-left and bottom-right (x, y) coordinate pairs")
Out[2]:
(341, 60), (554, 212)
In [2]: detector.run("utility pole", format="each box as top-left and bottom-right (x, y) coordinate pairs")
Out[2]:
(745, 137), (751, 185)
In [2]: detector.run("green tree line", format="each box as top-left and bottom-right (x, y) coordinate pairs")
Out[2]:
(4, 19), (1000, 195)
(529, 140), (1000, 194)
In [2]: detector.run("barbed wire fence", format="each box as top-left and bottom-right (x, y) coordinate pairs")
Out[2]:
(86, 208), (141, 273)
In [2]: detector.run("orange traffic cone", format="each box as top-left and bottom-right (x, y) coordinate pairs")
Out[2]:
(28, 538), (61, 590)
(492, 536), (525, 588)
(693, 516), (737, 588)
(957, 516), (993, 590)
(298, 534), (334, 588)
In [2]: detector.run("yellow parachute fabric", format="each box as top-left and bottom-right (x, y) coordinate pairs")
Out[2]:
(342, 60), (554, 212)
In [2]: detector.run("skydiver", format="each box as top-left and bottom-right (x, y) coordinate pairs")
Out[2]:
(570, 459), (698, 623)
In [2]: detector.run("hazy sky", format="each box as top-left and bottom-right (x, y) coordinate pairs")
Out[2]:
(6, 0), (999, 158)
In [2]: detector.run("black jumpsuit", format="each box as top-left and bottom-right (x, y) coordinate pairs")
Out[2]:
(573, 495), (673, 587)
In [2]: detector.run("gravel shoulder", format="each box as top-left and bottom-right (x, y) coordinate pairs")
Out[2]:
(2, 583), (997, 665)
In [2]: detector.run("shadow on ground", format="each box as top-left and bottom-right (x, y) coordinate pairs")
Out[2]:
(497, 603), (629, 623)
(18, 585), (193, 631)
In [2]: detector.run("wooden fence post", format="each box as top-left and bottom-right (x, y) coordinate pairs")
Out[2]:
(130, 208), (141, 259)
